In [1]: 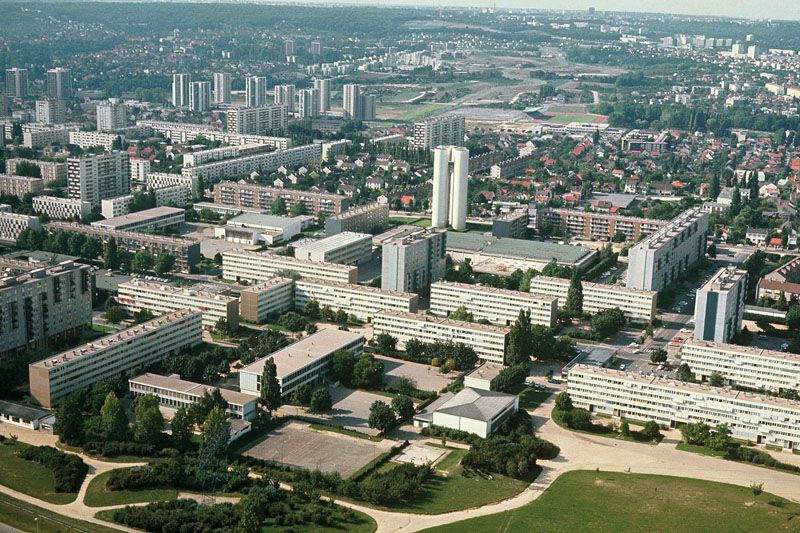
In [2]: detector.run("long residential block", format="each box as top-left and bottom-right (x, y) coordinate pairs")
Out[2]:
(29, 309), (202, 408)
(92, 206), (185, 232)
(0, 173), (45, 198)
(136, 120), (289, 149)
(213, 180), (348, 216)
(222, 249), (357, 285)
(182, 143), (322, 183)
(294, 278), (419, 321)
(6, 159), (67, 185)
(117, 280), (239, 330)
(567, 364), (800, 449)
(679, 339), (800, 393)
(324, 202), (389, 235)
(373, 311), (509, 364)
(294, 231), (372, 265)
(32, 196), (92, 220)
(430, 281), (557, 327)
(535, 207), (667, 242)
(239, 278), (295, 323)
(528, 275), (657, 323)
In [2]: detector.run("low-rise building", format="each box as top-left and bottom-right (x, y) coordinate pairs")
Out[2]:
(621, 130), (670, 153)
(30, 309), (202, 408)
(239, 278), (295, 323)
(92, 206), (185, 232)
(117, 280), (239, 330)
(528, 276), (657, 323)
(239, 329), (365, 397)
(214, 213), (302, 245)
(67, 131), (120, 151)
(324, 202), (389, 236)
(567, 364), (800, 449)
(373, 311), (509, 363)
(0, 173), (45, 199)
(0, 401), (51, 430)
(430, 281), (557, 327)
(213, 180), (348, 216)
(0, 212), (40, 241)
(463, 362), (505, 391)
(534, 207), (667, 242)
(129, 373), (258, 420)
(756, 256), (800, 302)
(294, 232), (372, 265)
(101, 185), (191, 219)
(294, 278), (419, 321)
(412, 387), (518, 438)
(32, 196), (92, 220)
(223, 249), (357, 285)
(23, 125), (70, 149)
(5, 159), (67, 185)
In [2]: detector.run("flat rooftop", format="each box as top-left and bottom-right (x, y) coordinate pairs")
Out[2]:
(119, 280), (238, 302)
(93, 206), (185, 229)
(240, 328), (364, 378)
(227, 212), (300, 230)
(240, 277), (295, 293)
(294, 231), (372, 254)
(465, 361), (505, 382)
(682, 337), (800, 363)
(446, 232), (594, 265)
(297, 277), (417, 300)
(532, 275), (657, 297)
(432, 280), (556, 302)
(130, 372), (256, 406)
(700, 266), (747, 293)
(224, 249), (358, 272)
(376, 310), (510, 335)
(634, 208), (705, 251)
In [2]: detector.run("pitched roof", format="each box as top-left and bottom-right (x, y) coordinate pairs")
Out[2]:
(435, 387), (517, 422)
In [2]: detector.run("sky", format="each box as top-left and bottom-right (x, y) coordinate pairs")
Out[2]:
(267, 0), (800, 21)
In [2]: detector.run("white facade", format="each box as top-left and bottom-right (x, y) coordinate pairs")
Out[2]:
(694, 267), (748, 344)
(381, 227), (447, 294)
(294, 231), (372, 265)
(92, 206), (185, 232)
(213, 73), (232, 105)
(138, 121), (289, 150)
(97, 101), (127, 131)
(146, 172), (199, 197)
(227, 105), (288, 136)
(29, 310), (203, 408)
(23, 125), (70, 149)
(274, 84), (296, 112)
(245, 76), (268, 108)
(298, 88), (320, 118)
(412, 114), (465, 149)
(32, 196), (92, 220)
(294, 278), (419, 321)
(567, 364), (800, 450)
(373, 311), (509, 363)
(529, 276), (657, 324)
(129, 159), (151, 185)
(35, 99), (66, 124)
(430, 281), (557, 327)
(0, 212), (40, 241)
(223, 249), (358, 285)
(314, 78), (331, 113)
(117, 280), (239, 330)
(189, 82), (212, 112)
(431, 146), (469, 231)
(172, 74), (191, 107)
(181, 143), (321, 183)
(68, 131), (120, 151)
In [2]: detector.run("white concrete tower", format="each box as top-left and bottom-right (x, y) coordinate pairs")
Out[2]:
(431, 145), (469, 230)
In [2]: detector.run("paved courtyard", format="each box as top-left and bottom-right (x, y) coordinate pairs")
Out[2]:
(375, 355), (455, 392)
(279, 386), (392, 436)
(239, 420), (393, 478)
(394, 443), (447, 466)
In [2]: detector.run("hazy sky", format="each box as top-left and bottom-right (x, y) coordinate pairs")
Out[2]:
(278, 0), (800, 21)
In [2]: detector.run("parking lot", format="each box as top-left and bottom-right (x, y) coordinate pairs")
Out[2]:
(375, 355), (455, 392)
(239, 420), (393, 478)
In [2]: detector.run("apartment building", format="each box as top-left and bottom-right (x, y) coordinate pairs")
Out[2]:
(92, 206), (184, 232)
(96, 100), (127, 131)
(181, 143), (322, 183)
(534, 207), (667, 242)
(294, 232), (372, 265)
(45, 222), (201, 271)
(491, 211), (529, 239)
(489, 153), (537, 179)
(129, 158), (150, 186)
(67, 131), (120, 151)
(621, 130), (670, 153)
(756, 256), (800, 302)
(67, 151), (130, 207)
(430, 281), (557, 327)
(188, 81), (211, 113)
(274, 84), (296, 112)
(213, 73), (232, 105)
(0, 212), (40, 241)
(567, 364), (800, 450)
(6, 159), (67, 185)
(5, 68), (28, 98)
(35, 99), (66, 124)
(222, 249), (357, 285)
(325, 202), (389, 236)
(146, 172), (200, 198)
(381, 227), (446, 293)
(213, 180), (348, 216)
(239, 277), (295, 323)
(342, 84), (375, 121)
(29, 310), (202, 408)
(182, 143), (271, 168)
(313, 79), (331, 113)
(240, 329), (365, 397)
(226, 105), (288, 136)
(32, 196), (92, 220)
(529, 276), (657, 324)
(626, 208), (709, 292)
(679, 339), (800, 393)
(46, 67), (72, 100)
(100, 185), (191, 219)
(694, 267), (748, 344)
(130, 373), (257, 420)
(0, 174), (45, 199)
(373, 311), (509, 363)
(298, 88), (320, 119)
(244, 76), (268, 108)
(0, 261), (93, 357)
(294, 278), (419, 321)
(23, 125), (70, 149)
(117, 280), (239, 330)
(137, 121), (289, 149)
(412, 114), (465, 149)
(172, 74), (191, 107)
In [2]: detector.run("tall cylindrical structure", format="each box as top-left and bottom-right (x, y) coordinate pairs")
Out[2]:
(431, 146), (451, 229)
(449, 147), (469, 231)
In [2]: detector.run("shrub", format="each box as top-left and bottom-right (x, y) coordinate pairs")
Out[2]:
(17, 446), (88, 493)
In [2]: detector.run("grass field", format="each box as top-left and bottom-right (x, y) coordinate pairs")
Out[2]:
(378, 102), (454, 122)
(0, 493), (114, 533)
(517, 387), (552, 410)
(423, 470), (800, 533)
(675, 442), (728, 457)
(545, 114), (604, 123)
(0, 440), (79, 504)
(84, 469), (179, 507)
(433, 448), (467, 472)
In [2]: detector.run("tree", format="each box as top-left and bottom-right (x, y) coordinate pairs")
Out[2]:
(391, 395), (415, 420)
(640, 420), (662, 441)
(271, 196), (287, 215)
(709, 174), (721, 199)
(555, 392), (574, 413)
(103, 299), (128, 324)
(592, 128), (600, 145)
(14, 160), (42, 178)
(368, 401), (395, 433)
(565, 408), (592, 430)
(706, 422), (733, 451)
(309, 388), (332, 413)
(565, 270), (583, 316)
(590, 308), (626, 339)
(214, 317), (230, 336)
(490, 364), (528, 393)
(260, 359), (282, 413)
(290, 201), (307, 216)
(786, 305), (800, 331)
(680, 421), (711, 446)
(352, 354), (384, 389)
(620, 420), (631, 437)
(277, 311), (307, 332)
(331, 350), (357, 386)
(54, 394), (84, 444)
(133, 309), (155, 324)
(170, 406), (193, 449)
(676, 363), (695, 382)
(132, 251), (155, 272)
(730, 185), (742, 216)
(100, 392), (128, 441)
(213, 252), (223, 265)
(506, 309), (533, 366)
(154, 254), (175, 276)
(201, 406), (230, 451)
(104, 237), (120, 270)
(449, 305), (474, 322)
(134, 394), (164, 445)
(374, 333), (397, 354)
(405, 338), (427, 360)
(650, 349), (668, 364)
(290, 383), (313, 405)
(709, 371), (725, 387)
(303, 299), (321, 319)
(707, 243), (717, 258)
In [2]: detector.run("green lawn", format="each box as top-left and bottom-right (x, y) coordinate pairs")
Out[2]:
(675, 442), (727, 457)
(84, 469), (179, 507)
(0, 441), (79, 504)
(0, 493), (115, 533)
(545, 114), (603, 123)
(433, 448), (467, 472)
(517, 387), (552, 410)
(91, 324), (116, 333)
(423, 470), (800, 533)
